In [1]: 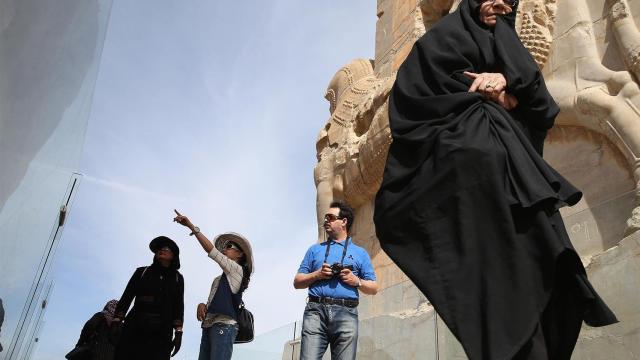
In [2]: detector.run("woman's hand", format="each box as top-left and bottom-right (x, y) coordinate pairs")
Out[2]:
(196, 303), (207, 321)
(464, 71), (507, 96)
(496, 91), (519, 110)
(174, 210), (214, 252)
(464, 71), (517, 110)
(171, 330), (182, 357)
(173, 209), (194, 230)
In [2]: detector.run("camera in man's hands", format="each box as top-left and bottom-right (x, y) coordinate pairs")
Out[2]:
(330, 263), (353, 277)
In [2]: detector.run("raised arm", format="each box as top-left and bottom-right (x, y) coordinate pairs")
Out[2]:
(173, 210), (214, 253)
(173, 210), (244, 292)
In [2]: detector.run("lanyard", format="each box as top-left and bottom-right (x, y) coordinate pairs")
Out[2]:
(323, 237), (350, 264)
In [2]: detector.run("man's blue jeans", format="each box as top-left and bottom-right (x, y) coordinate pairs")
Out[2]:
(300, 301), (358, 360)
(198, 323), (238, 360)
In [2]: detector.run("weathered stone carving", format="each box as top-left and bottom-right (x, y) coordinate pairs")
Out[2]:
(611, 0), (640, 80)
(303, 1), (640, 358)
(314, 0), (640, 263)
(321, 0), (640, 241)
(420, 0), (456, 32)
(515, 0), (557, 68)
(541, 0), (640, 236)
(314, 59), (394, 241)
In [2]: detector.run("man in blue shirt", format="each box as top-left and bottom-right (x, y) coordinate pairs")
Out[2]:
(294, 201), (378, 360)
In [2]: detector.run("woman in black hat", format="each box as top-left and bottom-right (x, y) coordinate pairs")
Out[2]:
(374, 0), (617, 359)
(111, 236), (184, 360)
(173, 210), (253, 360)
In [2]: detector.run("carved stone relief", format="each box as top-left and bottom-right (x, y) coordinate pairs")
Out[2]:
(543, 0), (640, 237)
(314, 59), (394, 241)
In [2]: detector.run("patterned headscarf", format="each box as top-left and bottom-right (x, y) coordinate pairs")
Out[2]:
(101, 299), (118, 325)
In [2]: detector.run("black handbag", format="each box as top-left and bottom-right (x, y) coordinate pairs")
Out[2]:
(234, 301), (254, 344)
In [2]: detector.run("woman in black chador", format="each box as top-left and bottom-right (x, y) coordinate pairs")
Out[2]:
(112, 236), (184, 360)
(374, 0), (618, 359)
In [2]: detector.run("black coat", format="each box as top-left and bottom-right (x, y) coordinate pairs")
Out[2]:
(114, 264), (184, 360)
(374, 1), (617, 359)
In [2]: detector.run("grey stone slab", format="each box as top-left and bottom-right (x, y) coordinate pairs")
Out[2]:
(573, 233), (640, 359)
(358, 308), (438, 360)
(436, 314), (468, 360)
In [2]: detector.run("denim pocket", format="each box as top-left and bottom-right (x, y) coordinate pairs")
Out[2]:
(345, 305), (358, 317)
(305, 301), (322, 312)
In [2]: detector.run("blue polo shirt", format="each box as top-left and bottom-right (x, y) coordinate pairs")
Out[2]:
(297, 237), (377, 300)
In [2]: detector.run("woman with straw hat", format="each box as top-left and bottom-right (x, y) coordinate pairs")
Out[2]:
(173, 210), (253, 360)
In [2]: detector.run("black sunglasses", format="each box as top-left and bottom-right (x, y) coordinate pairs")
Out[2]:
(224, 242), (242, 252)
(484, 0), (516, 7)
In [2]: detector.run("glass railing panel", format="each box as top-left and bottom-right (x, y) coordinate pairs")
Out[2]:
(436, 313), (468, 360)
(357, 279), (438, 359)
(0, 0), (114, 358)
(18, 282), (54, 360)
(233, 322), (298, 360)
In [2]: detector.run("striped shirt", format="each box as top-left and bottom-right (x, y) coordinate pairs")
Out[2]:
(202, 247), (244, 328)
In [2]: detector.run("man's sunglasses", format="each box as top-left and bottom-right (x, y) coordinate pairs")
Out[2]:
(323, 214), (344, 222)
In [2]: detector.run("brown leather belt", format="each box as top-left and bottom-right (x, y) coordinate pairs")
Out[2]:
(308, 296), (359, 308)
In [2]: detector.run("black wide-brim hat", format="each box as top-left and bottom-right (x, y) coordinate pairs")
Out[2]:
(149, 236), (179, 255)
(149, 236), (181, 269)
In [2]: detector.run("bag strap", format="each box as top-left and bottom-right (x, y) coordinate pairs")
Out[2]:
(227, 276), (245, 312)
(140, 266), (149, 279)
(323, 237), (350, 265)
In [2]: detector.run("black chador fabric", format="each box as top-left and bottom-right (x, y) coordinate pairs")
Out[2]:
(374, 0), (617, 359)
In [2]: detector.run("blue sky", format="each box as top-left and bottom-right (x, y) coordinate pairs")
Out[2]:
(33, 1), (376, 359)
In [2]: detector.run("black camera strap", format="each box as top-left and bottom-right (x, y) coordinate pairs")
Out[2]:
(323, 237), (350, 265)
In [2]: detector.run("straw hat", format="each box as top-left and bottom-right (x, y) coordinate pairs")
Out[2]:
(213, 232), (254, 274)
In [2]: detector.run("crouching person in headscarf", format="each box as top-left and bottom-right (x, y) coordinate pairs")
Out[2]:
(68, 300), (119, 360)
(65, 300), (118, 360)
(111, 236), (184, 360)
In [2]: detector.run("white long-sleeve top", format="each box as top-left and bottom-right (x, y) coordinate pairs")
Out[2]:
(202, 247), (244, 328)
